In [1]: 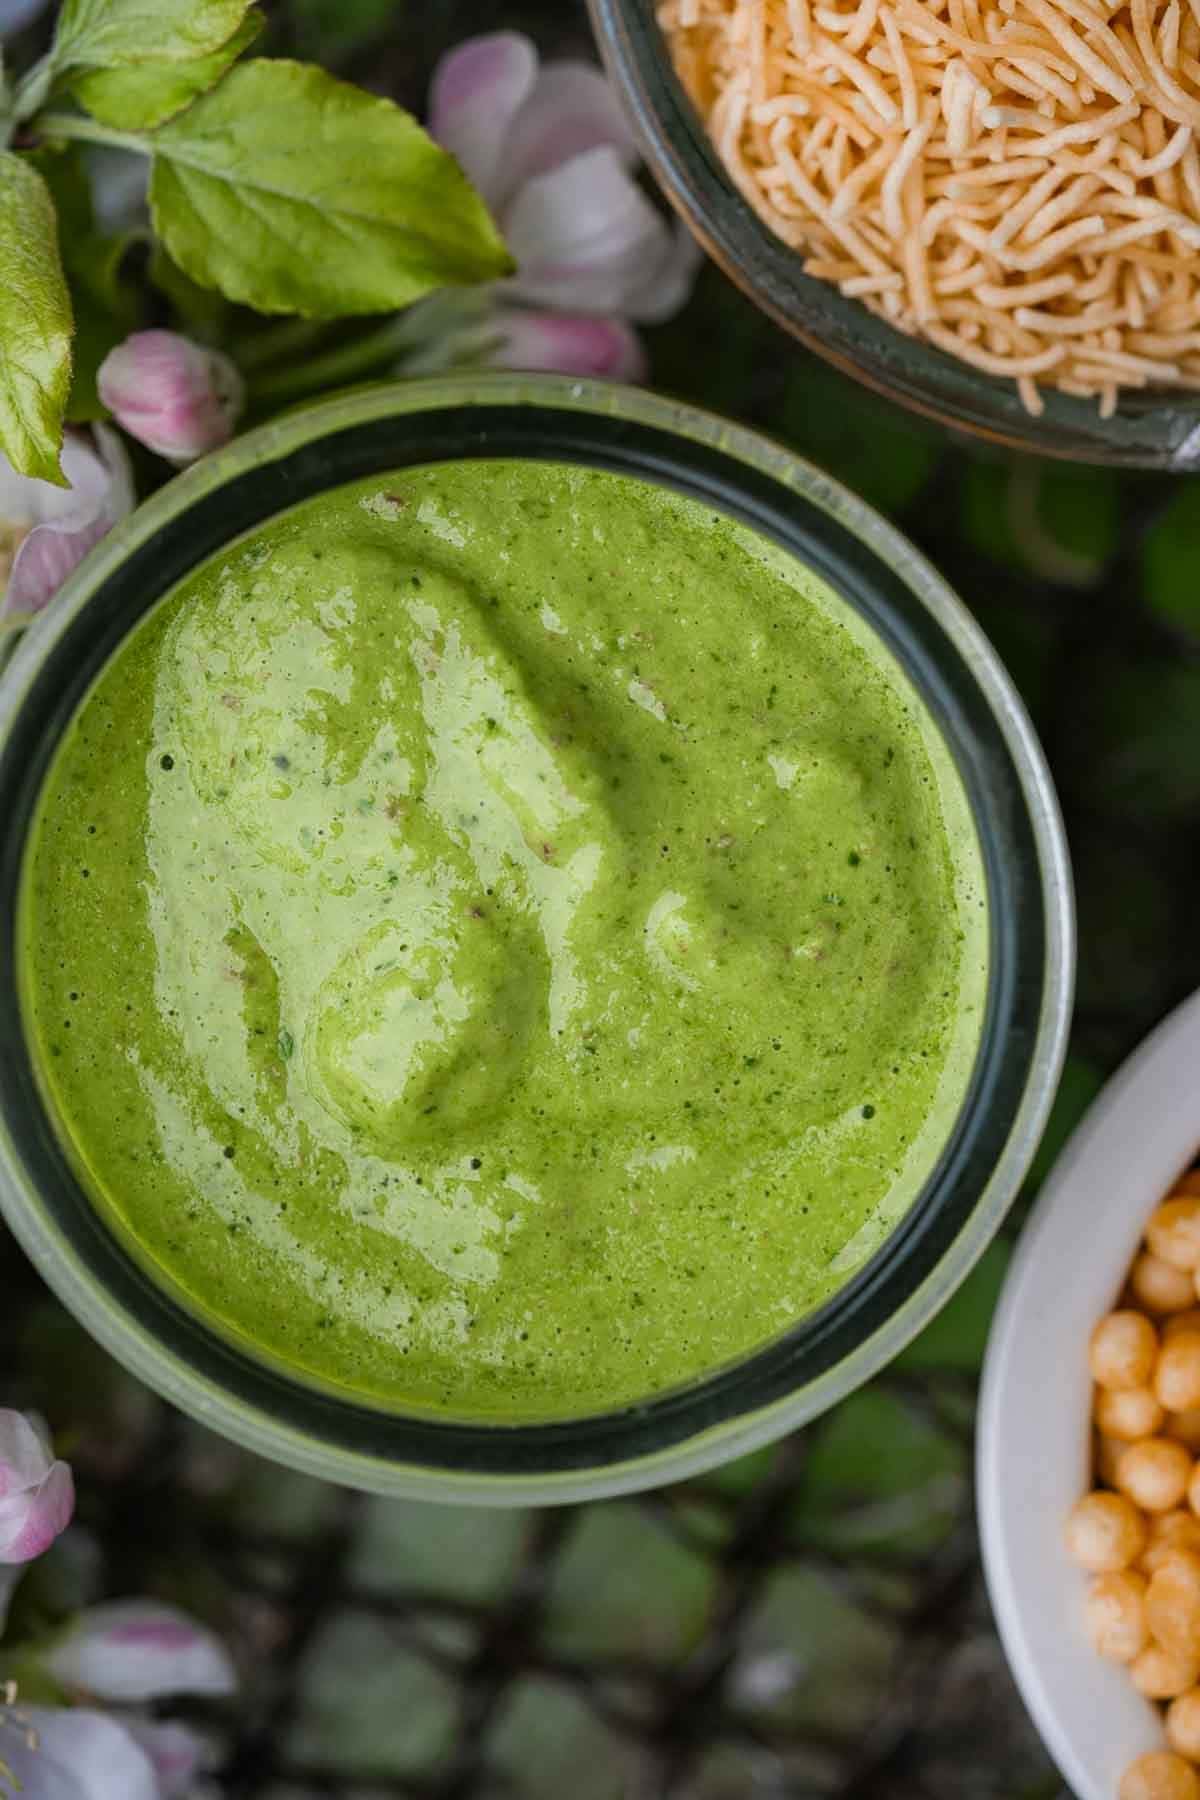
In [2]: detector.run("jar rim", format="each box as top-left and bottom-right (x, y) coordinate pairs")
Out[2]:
(0, 375), (1074, 1502)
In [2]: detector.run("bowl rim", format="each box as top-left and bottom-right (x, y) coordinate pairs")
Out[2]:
(0, 374), (1074, 1502)
(587, 0), (1200, 470)
(978, 985), (1200, 1800)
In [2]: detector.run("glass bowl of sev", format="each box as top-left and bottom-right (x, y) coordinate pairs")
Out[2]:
(588, 0), (1200, 467)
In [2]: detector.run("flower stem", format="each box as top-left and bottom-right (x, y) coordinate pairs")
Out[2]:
(246, 319), (416, 405)
(33, 112), (149, 156)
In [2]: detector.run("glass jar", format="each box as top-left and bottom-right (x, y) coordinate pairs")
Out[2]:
(587, 0), (1200, 468)
(0, 375), (1073, 1502)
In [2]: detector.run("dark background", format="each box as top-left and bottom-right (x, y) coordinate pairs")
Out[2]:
(5, 1), (1200, 1794)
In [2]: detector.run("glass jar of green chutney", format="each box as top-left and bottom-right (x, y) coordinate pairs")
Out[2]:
(0, 375), (1072, 1503)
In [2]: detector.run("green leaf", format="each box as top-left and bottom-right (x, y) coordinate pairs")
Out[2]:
(72, 10), (263, 129)
(148, 242), (231, 342)
(896, 1238), (1012, 1373)
(0, 153), (73, 484)
(782, 354), (938, 516)
(29, 149), (139, 422)
(960, 458), (1119, 588)
(148, 60), (512, 318)
(54, 0), (252, 71)
(1142, 484), (1200, 639)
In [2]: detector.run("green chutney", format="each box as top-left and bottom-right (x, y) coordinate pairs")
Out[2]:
(21, 460), (988, 1421)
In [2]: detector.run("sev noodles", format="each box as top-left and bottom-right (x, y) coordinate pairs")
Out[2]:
(659, 0), (1200, 414)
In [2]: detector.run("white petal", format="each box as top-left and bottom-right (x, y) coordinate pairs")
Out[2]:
(92, 424), (136, 525)
(429, 31), (538, 206)
(504, 147), (698, 321)
(485, 309), (648, 382)
(3, 1709), (160, 1800)
(494, 61), (638, 213)
(0, 1408), (53, 1495)
(46, 1601), (236, 1702)
(0, 0), (49, 33)
(617, 219), (704, 325)
(120, 1718), (208, 1799)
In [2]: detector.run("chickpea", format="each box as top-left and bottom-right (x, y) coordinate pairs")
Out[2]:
(1189, 1461), (1200, 1519)
(1093, 1311), (1161, 1390)
(1175, 1172), (1200, 1199)
(1147, 1550), (1200, 1662)
(1158, 1335), (1200, 1413)
(1132, 1644), (1200, 1700)
(1119, 1439), (1195, 1513)
(1097, 1385), (1166, 1441)
(1167, 1411), (1200, 1454)
(1098, 1433), (1130, 1488)
(1143, 1513), (1200, 1575)
(1164, 1311), (1200, 1340)
(1066, 1491), (1148, 1570)
(1167, 1689), (1200, 1763)
(1086, 1569), (1149, 1661)
(1149, 1201), (1200, 1271)
(1132, 1254), (1197, 1315)
(1119, 1752), (1200, 1800)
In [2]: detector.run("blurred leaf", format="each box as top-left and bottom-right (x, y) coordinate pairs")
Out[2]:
(543, 1505), (714, 1660)
(1063, 654), (1200, 825)
(967, 585), (1059, 723)
(1142, 483), (1200, 638)
(961, 459), (1119, 587)
(1023, 1052), (1106, 1196)
(1073, 829), (1181, 1049)
(489, 1678), (641, 1800)
(72, 10), (262, 128)
(781, 354), (937, 515)
(287, 0), (399, 58)
(148, 241), (232, 341)
(897, 1238), (1011, 1373)
(29, 149), (138, 420)
(794, 1387), (967, 1554)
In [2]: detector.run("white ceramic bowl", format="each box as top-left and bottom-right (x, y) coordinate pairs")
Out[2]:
(979, 986), (1200, 1800)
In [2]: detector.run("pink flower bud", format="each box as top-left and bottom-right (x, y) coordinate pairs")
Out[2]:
(45, 1600), (237, 1701)
(0, 1408), (75, 1565)
(98, 331), (244, 464)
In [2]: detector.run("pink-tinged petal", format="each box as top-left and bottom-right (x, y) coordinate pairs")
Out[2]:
(0, 1459), (75, 1563)
(485, 309), (648, 382)
(3, 1708), (161, 1800)
(429, 31), (538, 206)
(503, 146), (699, 322)
(98, 331), (243, 465)
(46, 1600), (237, 1702)
(492, 62), (638, 213)
(120, 1719), (208, 1799)
(2, 428), (134, 620)
(0, 1407), (53, 1495)
(6, 515), (112, 617)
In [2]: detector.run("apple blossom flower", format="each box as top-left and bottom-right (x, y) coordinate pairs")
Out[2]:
(97, 332), (244, 466)
(0, 1602), (234, 1799)
(0, 1409), (75, 1568)
(429, 32), (699, 377)
(1, 428), (134, 624)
